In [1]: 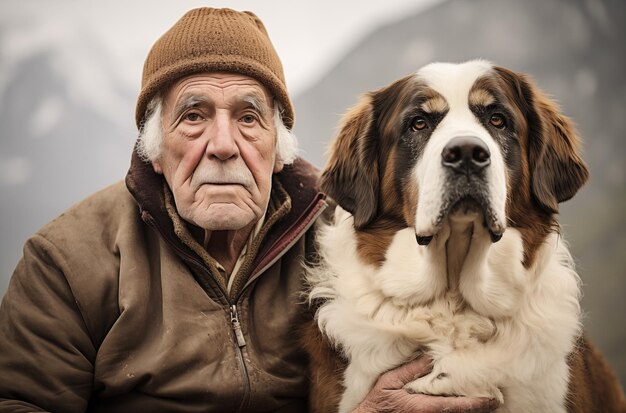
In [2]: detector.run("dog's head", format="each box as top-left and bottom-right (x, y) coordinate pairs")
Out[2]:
(321, 60), (588, 250)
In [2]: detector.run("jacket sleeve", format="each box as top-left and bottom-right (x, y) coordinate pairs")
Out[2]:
(0, 234), (96, 413)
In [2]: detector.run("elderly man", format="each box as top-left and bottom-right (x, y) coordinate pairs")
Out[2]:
(0, 7), (623, 413)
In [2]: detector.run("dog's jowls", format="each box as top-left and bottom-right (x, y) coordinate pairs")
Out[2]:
(304, 60), (590, 413)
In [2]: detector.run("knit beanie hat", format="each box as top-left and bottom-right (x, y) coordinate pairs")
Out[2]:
(135, 7), (294, 130)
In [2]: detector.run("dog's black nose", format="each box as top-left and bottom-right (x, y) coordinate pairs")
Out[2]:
(441, 136), (491, 175)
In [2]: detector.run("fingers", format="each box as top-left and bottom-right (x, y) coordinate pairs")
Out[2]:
(391, 392), (500, 413)
(368, 359), (501, 413)
(414, 395), (499, 413)
(378, 357), (433, 389)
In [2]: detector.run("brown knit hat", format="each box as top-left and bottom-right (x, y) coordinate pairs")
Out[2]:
(135, 7), (294, 130)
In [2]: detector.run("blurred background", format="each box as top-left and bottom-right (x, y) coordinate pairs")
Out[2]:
(1, 0), (624, 387)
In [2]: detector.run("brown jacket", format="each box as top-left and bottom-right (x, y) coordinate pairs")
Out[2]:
(0, 154), (327, 413)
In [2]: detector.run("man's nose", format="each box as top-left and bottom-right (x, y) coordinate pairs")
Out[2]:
(441, 136), (491, 175)
(206, 116), (239, 161)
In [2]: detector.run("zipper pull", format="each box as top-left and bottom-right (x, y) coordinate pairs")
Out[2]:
(230, 305), (247, 347)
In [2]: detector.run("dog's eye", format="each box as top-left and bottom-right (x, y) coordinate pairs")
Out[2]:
(411, 117), (428, 131)
(489, 113), (506, 129)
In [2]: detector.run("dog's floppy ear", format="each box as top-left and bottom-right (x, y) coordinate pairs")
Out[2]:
(320, 96), (379, 228)
(530, 94), (589, 212)
(495, 67), (589, 213)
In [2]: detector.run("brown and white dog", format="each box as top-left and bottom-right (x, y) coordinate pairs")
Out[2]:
(304, 60), (589, 412)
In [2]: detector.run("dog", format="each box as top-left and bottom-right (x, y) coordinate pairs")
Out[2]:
(304, 60), (589, 412)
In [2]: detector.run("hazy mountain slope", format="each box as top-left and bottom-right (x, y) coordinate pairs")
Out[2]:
(0, 26), (136, 293)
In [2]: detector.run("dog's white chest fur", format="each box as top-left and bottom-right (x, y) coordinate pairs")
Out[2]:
(307, 207), (581, 413)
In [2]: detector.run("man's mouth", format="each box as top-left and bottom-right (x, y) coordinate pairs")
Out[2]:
(200, 181), (246, 187)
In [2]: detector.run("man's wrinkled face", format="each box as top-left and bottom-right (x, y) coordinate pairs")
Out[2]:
(152, 72), (282, 231)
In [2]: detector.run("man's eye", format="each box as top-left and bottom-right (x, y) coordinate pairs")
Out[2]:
(184, 112), (203, 122)
(241, 114), (257, 124)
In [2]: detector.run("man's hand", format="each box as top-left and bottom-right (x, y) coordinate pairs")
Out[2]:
(352, 357), (500, 413)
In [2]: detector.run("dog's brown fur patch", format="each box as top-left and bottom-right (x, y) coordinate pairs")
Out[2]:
(300, 321), (346, 413)
(355, 218), (406, 266)
(566, 335), (626, 413)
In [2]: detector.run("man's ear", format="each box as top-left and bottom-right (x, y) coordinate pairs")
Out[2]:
(152, 160), (163, 175)
(320, 96), (379, 229)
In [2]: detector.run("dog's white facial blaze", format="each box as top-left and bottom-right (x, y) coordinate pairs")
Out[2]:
(413, 60), (508, 239)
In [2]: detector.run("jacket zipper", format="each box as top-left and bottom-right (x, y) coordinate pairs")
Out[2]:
(230, 304), (250, 412)
(230, 304), (247, 347)
(230, 198), (326, 412)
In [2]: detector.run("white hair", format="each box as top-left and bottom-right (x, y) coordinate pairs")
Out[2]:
(137, 97), (298, 165)
(136, 98), (163, 162)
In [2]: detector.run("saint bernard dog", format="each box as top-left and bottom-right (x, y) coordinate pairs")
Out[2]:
(304, 60), (589, 413)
